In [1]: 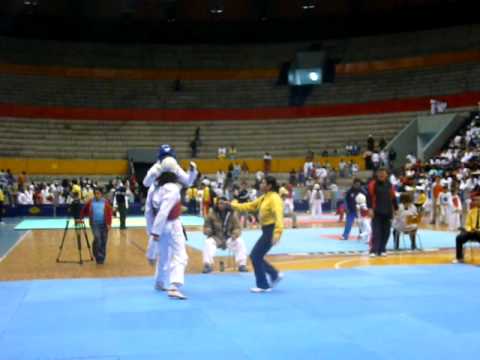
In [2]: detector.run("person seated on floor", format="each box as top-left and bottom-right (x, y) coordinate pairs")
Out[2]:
(392, 192), (419, 251)
(454, 195), (480, 263)
(202, 196), (248, 273)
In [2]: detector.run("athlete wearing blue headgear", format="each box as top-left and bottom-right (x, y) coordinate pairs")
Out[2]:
(158, 144), (176, 161)
(143, 144), (198, 300)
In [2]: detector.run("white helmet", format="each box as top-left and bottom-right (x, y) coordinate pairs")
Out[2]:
(160, 156), (179, 173)
(355, 193), (366, 205)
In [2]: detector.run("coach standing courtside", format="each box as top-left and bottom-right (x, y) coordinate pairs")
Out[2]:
(367, 168), (398, 257)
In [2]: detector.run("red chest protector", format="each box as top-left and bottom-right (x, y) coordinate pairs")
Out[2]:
(168, 201), (182, 220)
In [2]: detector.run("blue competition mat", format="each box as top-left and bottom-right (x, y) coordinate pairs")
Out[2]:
(185, 227), (457, 255)
(1, 266), (479, 360)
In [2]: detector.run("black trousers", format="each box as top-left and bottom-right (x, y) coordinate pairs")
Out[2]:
(250, 224), (279, 289)
(371, 214), (392, 255)
(0, 201), (3, 221)
(118, 202), (127, 229)
(393, 229), (417, 250)
(455, 231), (480, 260)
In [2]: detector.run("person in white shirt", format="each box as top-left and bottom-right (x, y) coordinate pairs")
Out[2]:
(371, 152), (380, 170)
(304, 160), (314, 179)
(392, 193), (419, 250)
(24, 185), (34, 205)
(280, 185), (297, 228)
(379, 150), (388, 168)
(438, 186), (452, 226)
(351, 162), (359, 177)
(17, 188), (30, 205)
(448, 188), (462, 231)
(217, 146), (227, 159)
(216, 170), (225, 189)
(309, 184), (324, 218)
(406, 153), (417, 165)
(355, 193), (371, 243)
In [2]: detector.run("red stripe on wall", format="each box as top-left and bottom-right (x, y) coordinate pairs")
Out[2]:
(0, 92), (479, 122)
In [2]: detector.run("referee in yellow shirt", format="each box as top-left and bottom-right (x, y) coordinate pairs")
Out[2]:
(230, 176), (284, 293)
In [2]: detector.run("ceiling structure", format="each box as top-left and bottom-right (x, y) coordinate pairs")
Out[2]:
(0, 0), (476, 43)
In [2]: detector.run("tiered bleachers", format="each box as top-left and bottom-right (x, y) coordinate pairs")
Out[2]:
(0, 113), (416, 160)
(1, 62), (479, 110)
(1, 25), (479, 164)
(1, 25), (479, 68)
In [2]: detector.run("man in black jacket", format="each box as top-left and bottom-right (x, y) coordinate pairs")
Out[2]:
(367, 168), (398, 256)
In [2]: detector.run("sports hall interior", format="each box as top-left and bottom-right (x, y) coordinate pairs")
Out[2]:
(1, 1), (480, 359)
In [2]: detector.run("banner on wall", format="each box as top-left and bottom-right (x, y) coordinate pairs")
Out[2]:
(4, 204), (144, 218)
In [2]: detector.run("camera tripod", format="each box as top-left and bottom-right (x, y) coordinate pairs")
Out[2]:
(56, 219), (94, 265)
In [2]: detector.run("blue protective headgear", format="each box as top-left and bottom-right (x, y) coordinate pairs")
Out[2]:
(157, 144), (176, 161)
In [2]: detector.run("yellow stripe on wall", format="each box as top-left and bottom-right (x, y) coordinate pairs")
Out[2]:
(0, 156), (364, 176)
(0, 158), (128, 175)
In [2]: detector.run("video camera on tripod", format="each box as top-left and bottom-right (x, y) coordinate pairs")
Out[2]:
(56, 193), (94, 265)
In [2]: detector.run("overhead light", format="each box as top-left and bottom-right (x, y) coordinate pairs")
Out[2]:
(302, 1), (316, 10)
(210, 8), (224, 14)
(209, 0), (224, 15)
(308, 72), (319, 81)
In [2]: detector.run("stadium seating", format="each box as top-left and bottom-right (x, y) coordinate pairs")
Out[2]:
(0, 113), (414, 160)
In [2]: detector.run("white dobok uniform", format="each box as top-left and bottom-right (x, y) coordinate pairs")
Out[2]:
(448, 194), (462, 231)
(356, 206), (371, 243)
(309, 189), (324, 217)
(145, 182), (187, 289)
(143, 159), (197, 262)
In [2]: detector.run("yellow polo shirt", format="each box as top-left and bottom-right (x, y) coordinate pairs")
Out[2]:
(232, 191), (284, 239)
(465, 207), (480, 232)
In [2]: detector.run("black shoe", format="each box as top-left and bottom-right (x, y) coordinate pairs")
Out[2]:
(202, 264), (213, 274)
(238, 265), (248, 272)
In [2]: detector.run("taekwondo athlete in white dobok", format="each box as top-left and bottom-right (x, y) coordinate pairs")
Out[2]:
(143, 144), (197, 265)
(355, 193), (371, 243)
(143, 145), (198, 300)
(146, 171), (188, 300)
(309, 183), (324, 218)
